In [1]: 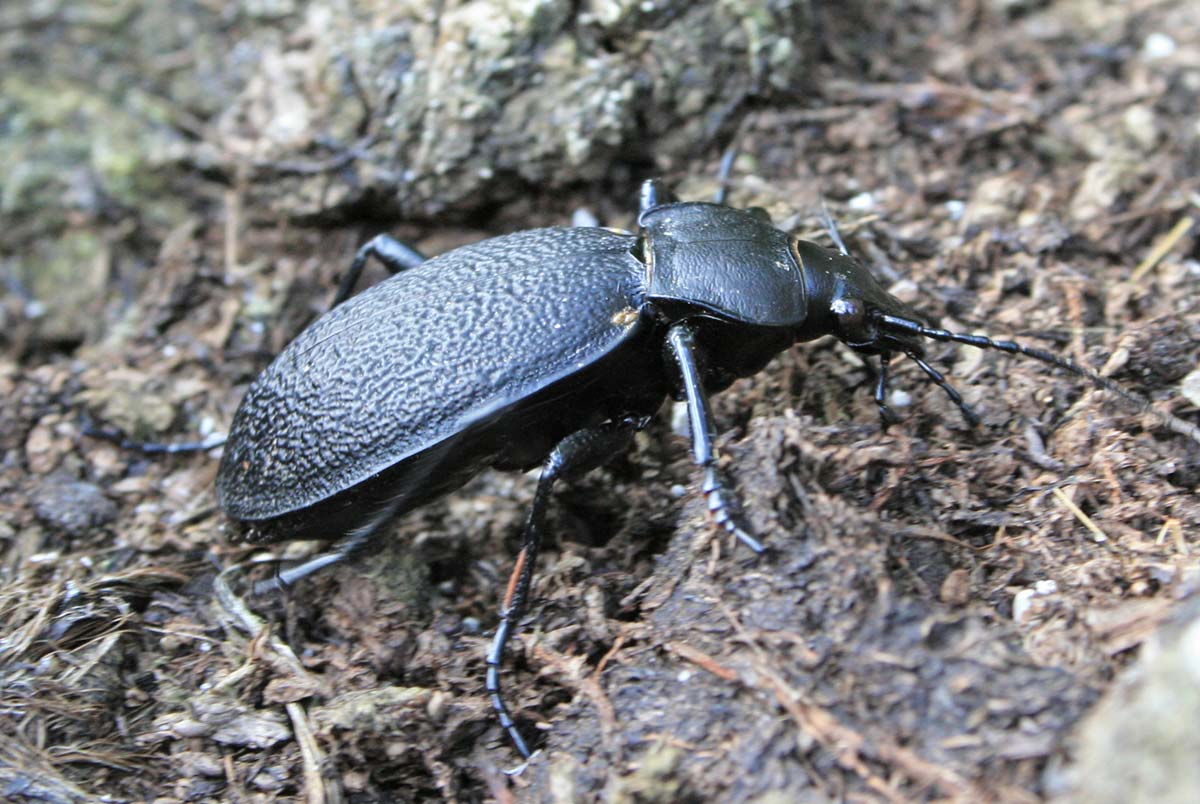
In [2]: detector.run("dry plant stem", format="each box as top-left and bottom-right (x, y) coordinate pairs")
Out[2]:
(213, 567), (334, 803)
(667, 642), (739, 682)
(1051, 486), (1114, 545)
(1130, 215), (1194, 281)
(288, 700), (335, 804)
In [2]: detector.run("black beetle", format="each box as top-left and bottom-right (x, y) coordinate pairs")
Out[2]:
(215, 179), (1200, 757)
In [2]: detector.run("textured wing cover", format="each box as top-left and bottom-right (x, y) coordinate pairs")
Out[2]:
(217, 227), (645, 520)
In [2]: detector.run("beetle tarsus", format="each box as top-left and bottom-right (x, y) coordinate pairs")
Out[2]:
(253, 526), (381, 595)
(703, 465), (764, 553)
(713, 144), (739, 206)
(873, 352), (900, 431)
(82, 421), (226, 455)
(905, 350), (981, 428)
(487, 615), (533, 758)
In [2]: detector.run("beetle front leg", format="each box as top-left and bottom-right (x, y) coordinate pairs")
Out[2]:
(487, 419), (641, 758)
(666, 324), (765, 554)
(332, 234), (429, 307)
(874, 352), (901, 431)
(638, 179), (679, 216)
(250, 504), (396, 595)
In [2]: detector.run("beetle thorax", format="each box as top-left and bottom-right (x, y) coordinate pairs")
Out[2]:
(639, 203), (808, 329)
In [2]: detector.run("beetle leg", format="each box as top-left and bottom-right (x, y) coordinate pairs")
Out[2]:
(82, 417), (226, 455)
(666, 324), (765, 553)
(904, 349), (982, 428)
(874, 352), (900, 431)
(251, 518), (386, 595)
(487, 420), (639, 758)
(713, 143), (738, 206)
(332, 234), (428, 307)
(638, 180), (679, 217)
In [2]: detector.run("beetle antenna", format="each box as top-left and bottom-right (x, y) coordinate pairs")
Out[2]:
(879, 314), (1200, 445)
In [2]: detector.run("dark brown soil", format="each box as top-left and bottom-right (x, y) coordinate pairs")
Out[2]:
(3, 2), (1199, 802)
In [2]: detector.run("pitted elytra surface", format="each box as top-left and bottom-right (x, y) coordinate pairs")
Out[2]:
(217, 227), (645, 521)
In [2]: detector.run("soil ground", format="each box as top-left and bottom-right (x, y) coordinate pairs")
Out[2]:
(2, 1), (1199, 802)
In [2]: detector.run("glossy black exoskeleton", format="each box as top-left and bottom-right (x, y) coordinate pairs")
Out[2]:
(214, 179), (1200, 758)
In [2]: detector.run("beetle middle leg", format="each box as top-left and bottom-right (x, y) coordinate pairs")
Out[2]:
(487, 418), (642, 758)
(667, 323), (765, 554)
(332, 234), (428, 307)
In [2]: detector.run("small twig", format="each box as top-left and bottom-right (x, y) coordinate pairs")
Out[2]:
(1051, 487), (1112, 544)
(288, 701), (336, 804)
(213, 564), (330, 800)
(224, 186), (241, 276)
(592, 634), (626, 681)
(1130, 215), (1194, 282)
(666, 642), (739, 682)
(1155, 518), (1188, 555)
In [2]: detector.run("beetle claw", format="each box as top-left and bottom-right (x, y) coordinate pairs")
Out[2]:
(702, 466), (765, 553)
(502, 753), (537, 776)
(876, 404), (900, 432)
(730, 523), (766, 554)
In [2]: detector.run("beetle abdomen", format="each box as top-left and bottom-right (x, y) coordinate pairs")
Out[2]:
(217, 227), (647, 524)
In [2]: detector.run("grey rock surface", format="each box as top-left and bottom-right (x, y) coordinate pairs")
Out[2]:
(217, 0), (814, 219)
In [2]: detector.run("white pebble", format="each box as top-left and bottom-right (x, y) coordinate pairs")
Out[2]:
(848, 192), (876, 211)
(1012, 588), (1036, 623)
(1034, 579), (1058, 595)
(1142, 32), (1176, 60)
(571, 207), (600, 228)
(1181, 368), (1200, 407)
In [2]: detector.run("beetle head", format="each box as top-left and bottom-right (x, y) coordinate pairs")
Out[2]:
(788, 238), (926, 357)
(806, 244), (1200, 440)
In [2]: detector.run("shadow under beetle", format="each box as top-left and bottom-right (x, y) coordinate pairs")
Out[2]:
(215, 179), (1200, 758)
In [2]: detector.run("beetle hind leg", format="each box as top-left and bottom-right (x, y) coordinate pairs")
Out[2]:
(487, 419), (640, 757)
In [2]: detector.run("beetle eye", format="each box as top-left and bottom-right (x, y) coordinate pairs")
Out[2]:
(831, 297), (867, 334)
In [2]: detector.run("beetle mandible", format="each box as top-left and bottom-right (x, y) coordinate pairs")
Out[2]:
(215, 179), (1200, 758)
